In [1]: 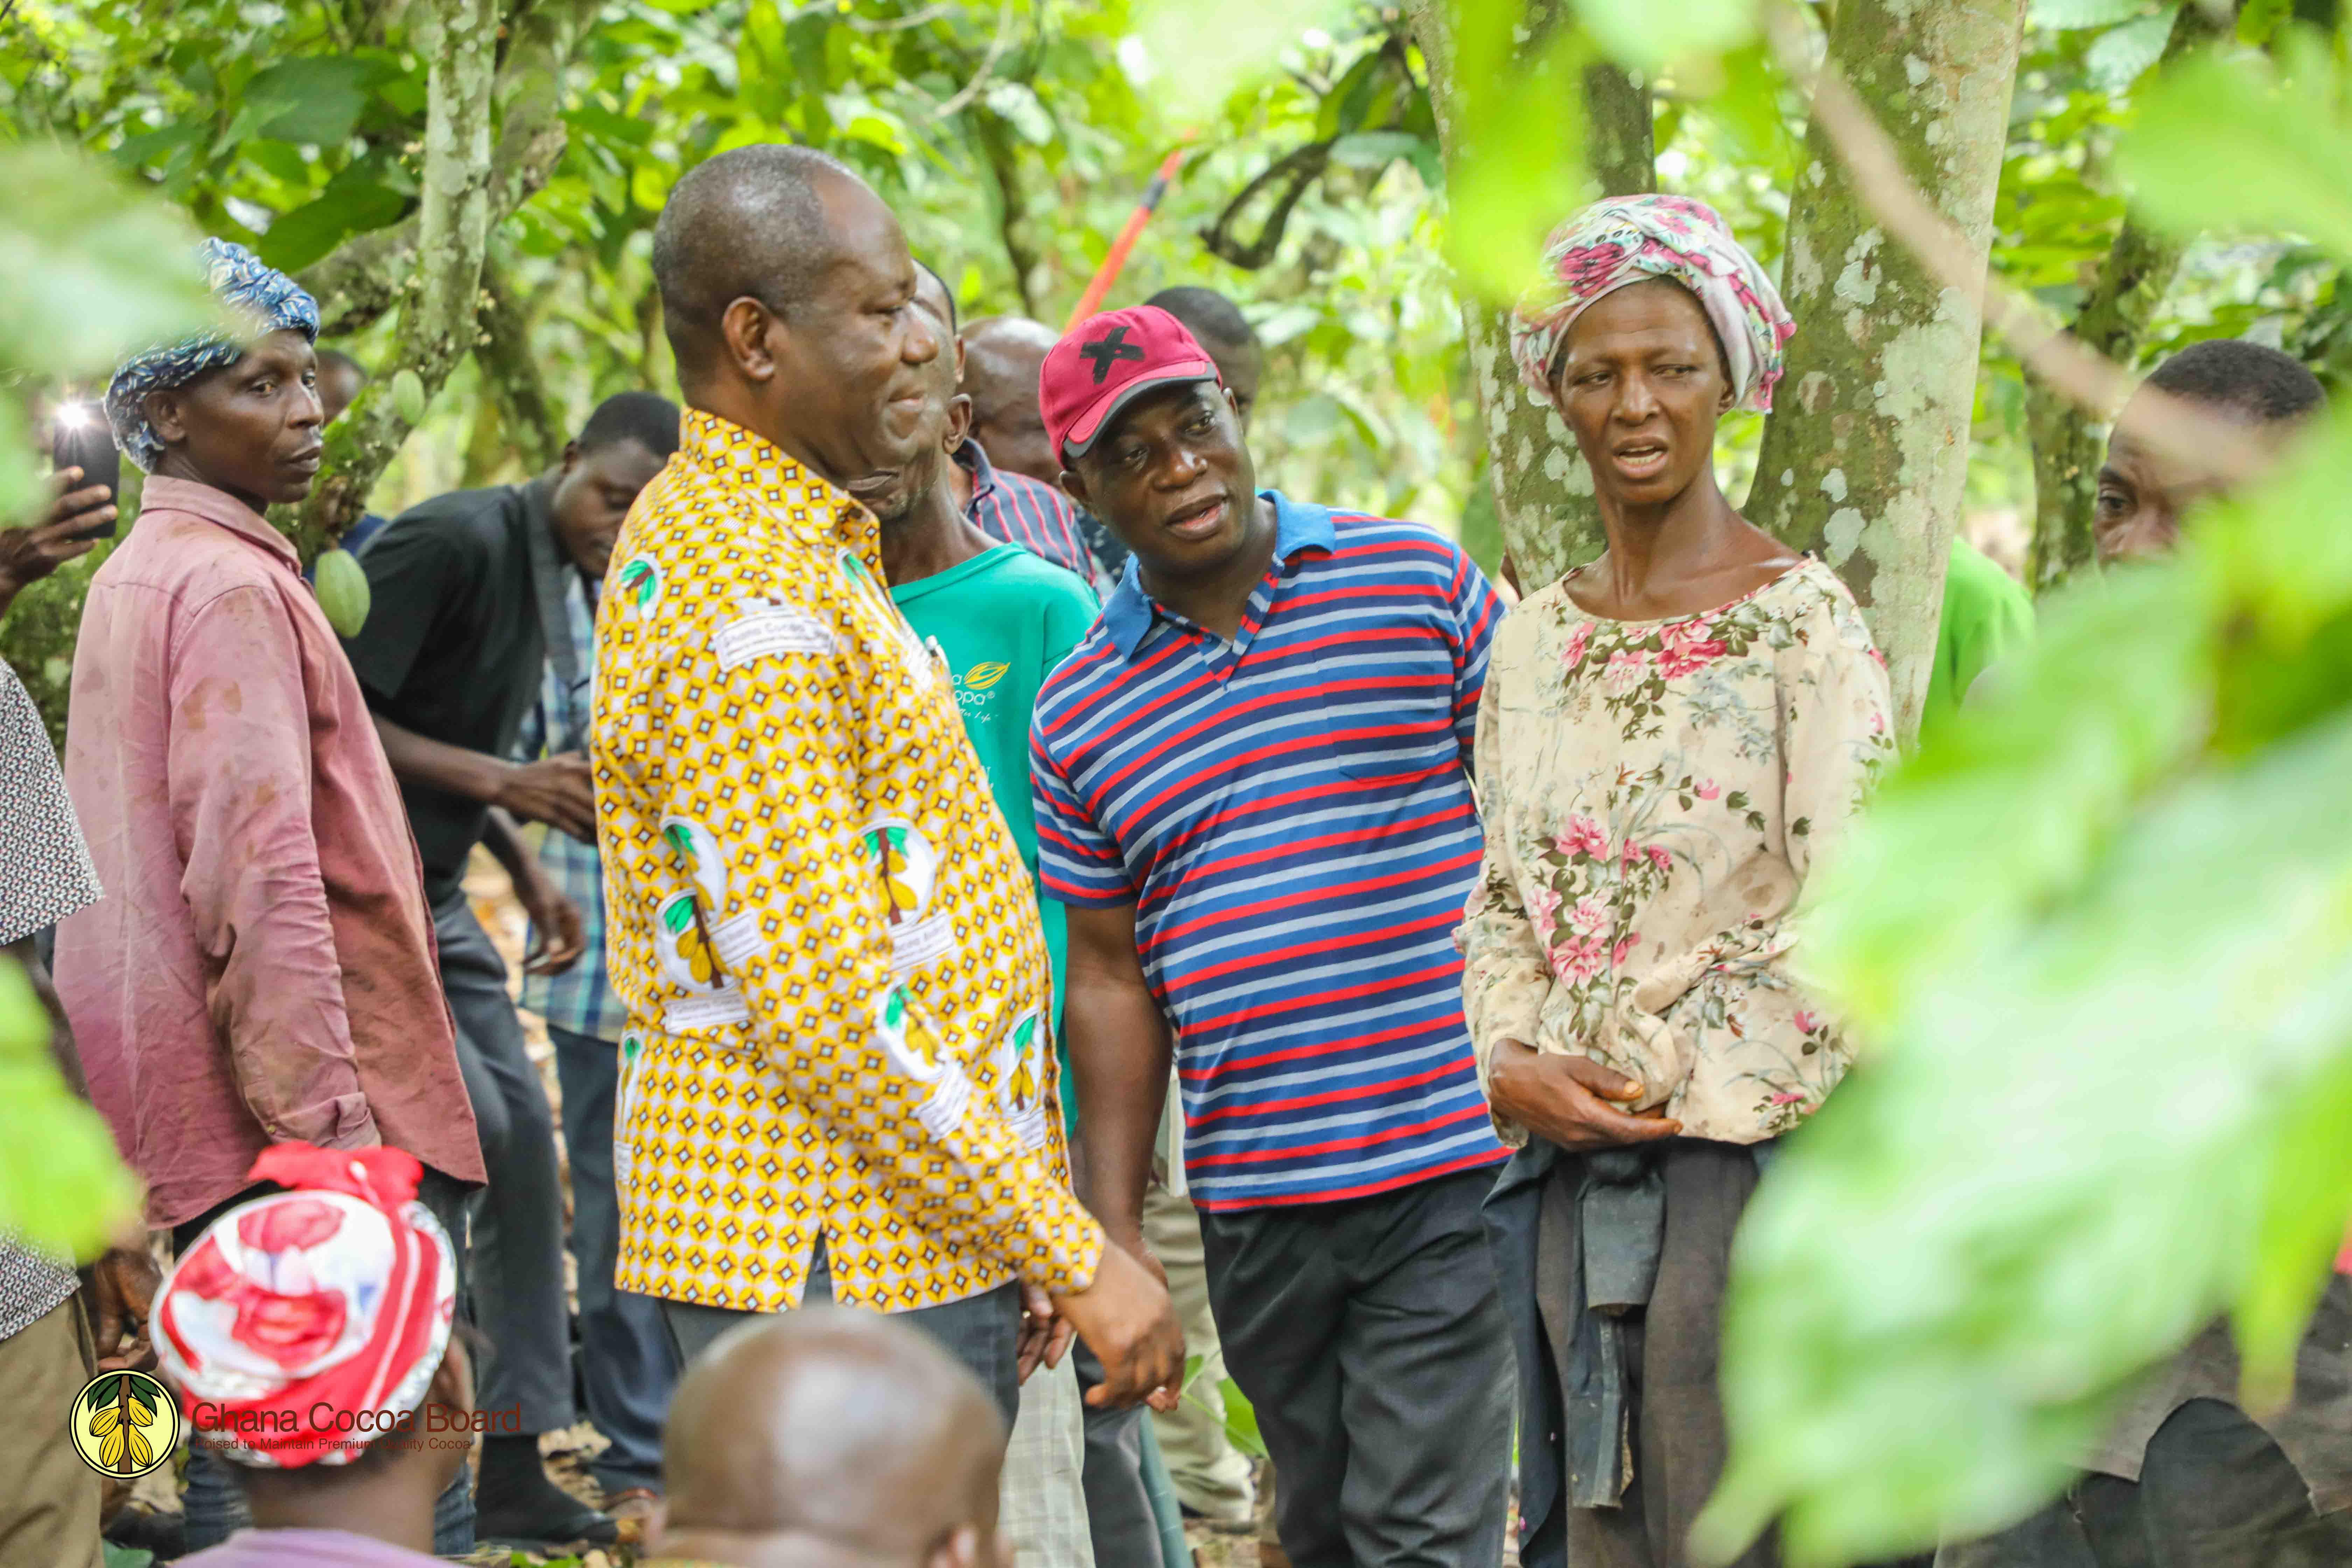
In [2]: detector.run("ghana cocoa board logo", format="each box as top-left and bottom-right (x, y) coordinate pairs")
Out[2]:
(72, 1369), (180, 1479)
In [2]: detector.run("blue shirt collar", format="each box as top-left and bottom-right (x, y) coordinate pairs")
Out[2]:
(1099, 489), (1334, 660)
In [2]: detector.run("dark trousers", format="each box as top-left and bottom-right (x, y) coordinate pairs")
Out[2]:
(662, 1240), (1022, 1429)
(548, 1024), (680, 1491)
(172, 1171), (476, 1555)
(1935, 1399), (2352, 1568)
(433, 884), (575, 1437)
(1075, 1341), (1166, 1568)
(1202, 1168), (1515, 1568)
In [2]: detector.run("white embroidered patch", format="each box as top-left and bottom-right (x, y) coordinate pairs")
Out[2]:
(713, 600), (836, 671)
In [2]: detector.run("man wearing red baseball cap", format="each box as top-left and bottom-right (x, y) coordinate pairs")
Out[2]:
(1031, 305), (1516, 1567)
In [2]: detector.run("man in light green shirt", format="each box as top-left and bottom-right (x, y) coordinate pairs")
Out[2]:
(1922, 534), (2035, 737)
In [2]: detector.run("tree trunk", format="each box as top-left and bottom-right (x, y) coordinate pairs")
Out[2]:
(290, 0), (500, 559)
(1743, 0), (2025, 740)
(477, 257), (568, 475)
(2022, 2), (2217, 591)
(299, 0), (599, 340)
(2021, 222), (2183, 589)
(1409, 0), (1653, 590)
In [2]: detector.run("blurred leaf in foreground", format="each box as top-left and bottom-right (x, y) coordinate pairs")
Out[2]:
(0, 144), (220, 521)
(0, 955), (140, 1261)
(1695, 406), (2352, 1565)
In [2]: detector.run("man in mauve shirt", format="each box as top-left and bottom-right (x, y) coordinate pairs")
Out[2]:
(54, 241), (486, 1554)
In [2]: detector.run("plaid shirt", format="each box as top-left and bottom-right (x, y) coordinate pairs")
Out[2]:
(958, 439), (1124, 600)
(515, 575), (627, 1044)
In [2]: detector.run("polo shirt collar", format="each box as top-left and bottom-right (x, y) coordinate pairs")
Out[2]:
(1098, 489), (1330, 661)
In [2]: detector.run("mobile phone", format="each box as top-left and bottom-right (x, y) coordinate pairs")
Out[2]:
(50, 404), (120, 540)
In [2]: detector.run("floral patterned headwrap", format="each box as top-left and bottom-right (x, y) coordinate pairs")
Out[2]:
(1509, 194), (1794, 414)
(153, 1143), (456, 1469)
(105, 237), (320, 472)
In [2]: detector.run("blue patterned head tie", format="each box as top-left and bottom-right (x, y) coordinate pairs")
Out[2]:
(105, 238), (320, 472)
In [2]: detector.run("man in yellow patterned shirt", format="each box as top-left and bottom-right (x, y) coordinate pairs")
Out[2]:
(593, 144), (1182, 1424)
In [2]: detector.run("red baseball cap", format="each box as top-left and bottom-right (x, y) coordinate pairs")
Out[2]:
(1040, 306), (1223, 466)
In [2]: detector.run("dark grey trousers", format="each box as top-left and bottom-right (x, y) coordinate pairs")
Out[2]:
(1935, 1399), (2352, 1568)
(1074, 1341), (1166, 1568)
(432, 884), (575, 1436)
(1202, 1168), (1515, 1568)
(548, 1024), (680, 1490)
(662, 1240), (1022, 1430)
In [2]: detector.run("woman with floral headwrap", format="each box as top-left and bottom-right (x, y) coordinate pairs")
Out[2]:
(1460, 196), (1894, 1567)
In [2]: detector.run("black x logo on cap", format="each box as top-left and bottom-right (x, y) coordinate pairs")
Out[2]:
(1079, 325), (1147, 384)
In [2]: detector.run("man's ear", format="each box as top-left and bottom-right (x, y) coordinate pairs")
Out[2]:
(559, 439), (582, 477)
(952, 334), (968, 388)
(943, 393), (974, 455)
(720, 296), (782, 384)
(1224, 386), (1242, 421)
(1057, 462), (1089, 514)
(145, 388), (189, 452)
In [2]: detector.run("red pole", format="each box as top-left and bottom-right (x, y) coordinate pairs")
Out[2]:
(1063, 144), (1194, 333)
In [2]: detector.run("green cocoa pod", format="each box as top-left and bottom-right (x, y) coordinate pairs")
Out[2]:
(314, 547), (371, 637)
(391, 368), (427, 426)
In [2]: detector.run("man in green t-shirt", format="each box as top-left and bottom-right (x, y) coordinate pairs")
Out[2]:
(853, 261), (1150, 1568)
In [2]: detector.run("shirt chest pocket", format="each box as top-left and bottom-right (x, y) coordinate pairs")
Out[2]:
(1301, 624), (1457, 783)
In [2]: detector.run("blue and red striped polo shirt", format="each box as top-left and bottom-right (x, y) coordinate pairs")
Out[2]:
(1030, 491), (1507, 1211)
(958, 439), (1119, 600)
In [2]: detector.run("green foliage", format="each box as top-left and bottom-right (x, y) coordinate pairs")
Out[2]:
(1701, 407), (2352, 1559)
(0, 145), (218, 520)
(0, 956), (141, 1262)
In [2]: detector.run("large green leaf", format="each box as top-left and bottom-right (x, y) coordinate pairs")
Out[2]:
(257, 168), (409, 273)
(2118, 36), (2352, 260)
(240, 57), (389, 147)
(1697, 410), (2352, 1564)
(0, 958), (140, 1261)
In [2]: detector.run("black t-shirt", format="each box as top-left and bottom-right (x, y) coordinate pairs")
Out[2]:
(342, 481), (555, 892)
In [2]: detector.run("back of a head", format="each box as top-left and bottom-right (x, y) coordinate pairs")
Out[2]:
(662, 1309), (1006, 1563)
(579, 389), (683, 459)
(2144, 337), (2325, 426)
(1144, 285), (1257, 352)
(651, 144), (860, 386)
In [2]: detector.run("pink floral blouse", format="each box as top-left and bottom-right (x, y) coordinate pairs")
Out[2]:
(1460, 557), (1894, 1145)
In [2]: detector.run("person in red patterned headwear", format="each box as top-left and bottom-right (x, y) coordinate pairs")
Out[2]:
(155, 1144), (479, 1568)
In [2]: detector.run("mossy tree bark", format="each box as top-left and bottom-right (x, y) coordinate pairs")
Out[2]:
(1743, 0), (2026, 740)
(1408, 0), (1653, 591)
(289, 0), (500, 560)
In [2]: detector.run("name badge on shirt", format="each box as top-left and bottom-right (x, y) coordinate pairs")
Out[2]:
(713, 599), (836, 671)
(663, 989), (752, 1033)
(890, 910), (957, 975)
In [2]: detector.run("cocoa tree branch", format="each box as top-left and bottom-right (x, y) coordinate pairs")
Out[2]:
(1762, 1), (2272, 496)
(476, 254), (567, 474)
(2023, 0), (2224, 589)
(1201, 139), (1337, 271)
(1407, 0), (1653, 589)
(976, 112), (1039, 317)
(290, 0), (500, 559)
(301, 0), (597, 338)
(936, 0), (1019, 118)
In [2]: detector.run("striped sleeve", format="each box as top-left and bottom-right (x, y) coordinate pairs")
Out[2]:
(1030, 723), (1134, 907)
(1446, 544), (1504, 773)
